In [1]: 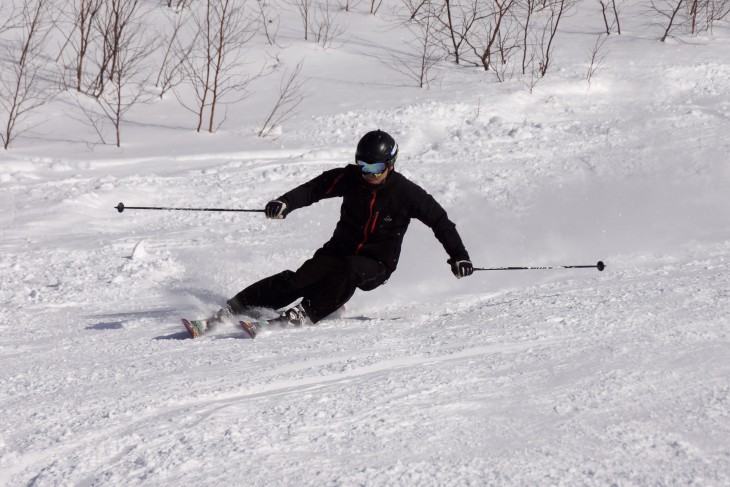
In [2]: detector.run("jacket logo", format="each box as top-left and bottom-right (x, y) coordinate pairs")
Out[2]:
(384, 215), (393, 222)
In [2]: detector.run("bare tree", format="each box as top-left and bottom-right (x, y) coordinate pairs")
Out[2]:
(611, 0), (622, 33)
(155, 10), (196, 99)
(652, 0), (686, 41)
(310, 0), (345, 48)
(371, 0), (384, 14)
(689, 0), (701, 33)
(711, 0), (730, 27)
(442, 0), (460, 63)
(338, 0), (362, 11)
(387, 3), (443, 87)
(464, 0), (517, 72)
(437, 0), (486, 65)
(518, 0), (534, 73)
(0, 0), (21, 35)
(707, 0), (730, 31)
(85, 0), (135, 98)
(690, 0), (730, 33)
(179, 0), (259, 132)
(538, 0), (572, 76)
(167, 0), (193, 12)
(93, 0), (155, 146)
(511, 0), (575, 88)
(586, 33), (608, 87)
(403, 0), (429, 20)
(87, 1), (114, 97)
(493, 13), (521, 81)
(650, 0), (729, 38)
(429, 0), (573, 81)
(599, 0), (611, 34)
(599, 0), (621, 34)
(292, 0), (313, 40)
(258, 61), (308, 137)
(60, 0), (104, 92)
(255, 0), (280, 45)
(521, 54), (543, 93)
(1, 0), (57, 149)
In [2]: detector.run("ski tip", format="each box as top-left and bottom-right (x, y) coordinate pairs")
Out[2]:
(182, 318), (208, 338)
(182, 318), (196, 338)
(239, 321), (259, 339)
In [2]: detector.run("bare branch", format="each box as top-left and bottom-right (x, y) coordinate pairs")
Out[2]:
(258, 61), (309, 138)
(611, 0), (622, 34)
(652, 0), (686, 41)
(431, 0), (487, 66)
(255, 0), (280, 46)
(538, 0), (571, 77)
(1, 0), (58, 149)
(649, 0), (729, 38)
(167, 0), (193, 13)
(386, 3), (443, 88)
(291, 0), (313, 40)
(91, 0), (156, 147)
(178, 0), (260, 133)
(0, 0), (22, 35)
(338, 0), (362, 12)
(310, 0), (345, 48)
(599, 0), (611, 34)
(155, 10), (196, 99)
(586, 34), (608, 88)
(455, 0), (519, 73)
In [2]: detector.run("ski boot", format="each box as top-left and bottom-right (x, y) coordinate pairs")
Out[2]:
(210, 305), (234, 324)
(197, 306), (233, 334)
(238, 304), (311, 339)
(182, 306), (235, 338)
(271, 304), (311, 327)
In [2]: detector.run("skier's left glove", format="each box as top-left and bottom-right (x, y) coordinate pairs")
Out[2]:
(449, 259), (474, 279)
(265, 200), (288, 219)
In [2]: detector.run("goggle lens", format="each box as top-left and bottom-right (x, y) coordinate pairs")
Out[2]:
(357, 160), (388, 175)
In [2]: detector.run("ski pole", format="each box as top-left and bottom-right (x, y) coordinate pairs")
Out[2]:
(471, 260), (606, 272)
(115, 202), (265, 213)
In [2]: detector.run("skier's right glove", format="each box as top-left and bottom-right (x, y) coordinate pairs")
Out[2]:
(265, 200), (288, 219)
(449, 259), (474, 279)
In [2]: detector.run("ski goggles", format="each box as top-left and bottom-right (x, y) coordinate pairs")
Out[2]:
(356, 159), (388, 175)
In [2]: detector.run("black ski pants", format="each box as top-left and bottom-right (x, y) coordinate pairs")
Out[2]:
(227, 254), (390, 323)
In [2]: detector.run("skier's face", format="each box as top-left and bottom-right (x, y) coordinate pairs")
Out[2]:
(361, 166), (390, 185)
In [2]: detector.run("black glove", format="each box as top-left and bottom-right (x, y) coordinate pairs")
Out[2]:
(450, 259), (474, 279)
(265, 200), (288, 219)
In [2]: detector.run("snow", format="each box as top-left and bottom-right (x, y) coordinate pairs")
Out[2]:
(1, 1), (730, 485)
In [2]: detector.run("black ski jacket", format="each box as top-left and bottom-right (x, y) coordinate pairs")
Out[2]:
(278, 164), (470, 274)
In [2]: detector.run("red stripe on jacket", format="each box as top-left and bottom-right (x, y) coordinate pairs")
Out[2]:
(355, 192), (378, 254)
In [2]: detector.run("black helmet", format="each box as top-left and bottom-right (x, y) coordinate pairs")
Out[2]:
(355, 130), (398, 167)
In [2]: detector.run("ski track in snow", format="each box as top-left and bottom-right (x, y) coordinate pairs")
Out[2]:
(2, 256), (729, 485)
(2, 4), (730, 486)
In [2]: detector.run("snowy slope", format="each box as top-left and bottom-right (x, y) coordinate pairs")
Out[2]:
(1, 1), (730, 485)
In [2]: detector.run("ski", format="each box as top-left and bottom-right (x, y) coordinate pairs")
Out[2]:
(239, 320), (263, 339)
(182, 317), (262, 339)
(183, 303), (314, 339)
(238, 304), (309, 339)
(182, 318), (210, 338)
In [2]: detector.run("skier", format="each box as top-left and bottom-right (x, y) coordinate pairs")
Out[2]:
(215, 129), (473, 327)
